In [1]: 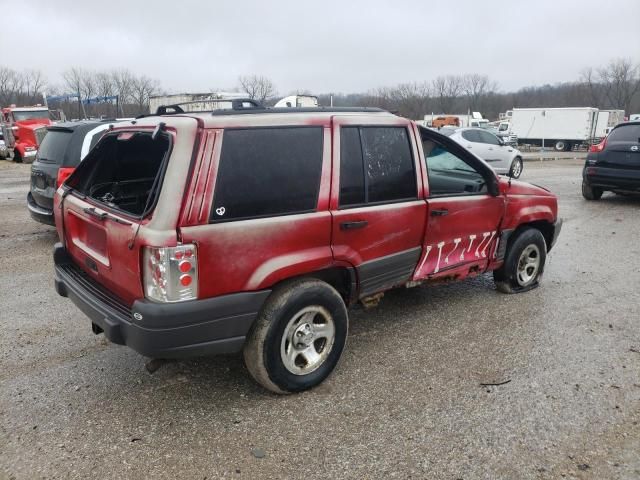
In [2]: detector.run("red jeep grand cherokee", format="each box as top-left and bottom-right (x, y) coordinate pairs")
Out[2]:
(53, 103), (562, 393)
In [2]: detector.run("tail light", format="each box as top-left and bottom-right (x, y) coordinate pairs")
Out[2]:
(589, 138), (607, 153)
(57, 167), (75, 187)
(143, 244), (198, 303)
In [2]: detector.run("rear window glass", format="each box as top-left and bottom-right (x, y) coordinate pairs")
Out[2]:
(608, 125), (640, 142)
(67, 132), (171, 217)
(37, 130), (72, 163)
(212, 127), (324, 222)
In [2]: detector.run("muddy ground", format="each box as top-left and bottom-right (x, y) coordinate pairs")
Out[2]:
(0, 158), (638, 479)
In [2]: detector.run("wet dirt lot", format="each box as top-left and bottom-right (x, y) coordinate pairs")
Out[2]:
(0, 159), (638, 480)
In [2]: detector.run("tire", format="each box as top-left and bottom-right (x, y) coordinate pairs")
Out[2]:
(243, 279), (348, 394)
(554, 140), (566, 152)
(493, 228), (547, 294)
(509, 156), (523, 179)
(582, 180), (603, 200)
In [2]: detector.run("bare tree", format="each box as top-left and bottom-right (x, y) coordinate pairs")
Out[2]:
(580, 67), (603, 107)
(432, 75), (463, 113)
(0, 66), (17, 105)
(462, 74), (498, 111)
(598, 58), (640, 113)
(238, 75), (276, 104)
(62, 67), (85, 118)
(131, 75), (159, 114)
(24, 70), (46, 102)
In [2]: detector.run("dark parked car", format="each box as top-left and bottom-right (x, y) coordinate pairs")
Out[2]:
(583, 121), (640, 200)
(28, 120), (112, 225)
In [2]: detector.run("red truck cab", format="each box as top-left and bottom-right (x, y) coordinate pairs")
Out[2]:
(53, 104), (561, 393)
(1, 106), (51, 162)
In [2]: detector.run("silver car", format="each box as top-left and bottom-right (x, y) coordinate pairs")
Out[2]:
(441, 127), (523, 178)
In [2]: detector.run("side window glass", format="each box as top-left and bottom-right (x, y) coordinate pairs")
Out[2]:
(423, 140), (488, 196)
(339, 127), (365, 206)
(479, 131), (500, 145)
(339, 126), (416, 207)
(461, 130), (478, 143)
(212, 127), (323, 222)
(360, 127), (416, 203)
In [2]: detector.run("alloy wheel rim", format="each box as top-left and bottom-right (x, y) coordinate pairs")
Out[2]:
(516, 244), (540, 286)
(280, 306), (335, 375)
(512, 160), (522, 178)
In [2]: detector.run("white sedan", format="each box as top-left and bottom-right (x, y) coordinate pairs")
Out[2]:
(440, 127), (523, 178)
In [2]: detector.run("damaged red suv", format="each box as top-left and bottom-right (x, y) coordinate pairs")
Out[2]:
(54, 103), (561, 393)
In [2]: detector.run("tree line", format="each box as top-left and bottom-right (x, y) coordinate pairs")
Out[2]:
(0, 66), (160, 118)
(1, 58), (638, 121)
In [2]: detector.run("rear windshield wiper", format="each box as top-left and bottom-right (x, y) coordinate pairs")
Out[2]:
(83, 207), (132, 225)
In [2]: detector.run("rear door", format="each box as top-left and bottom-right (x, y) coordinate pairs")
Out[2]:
(59, 128), (177, 305)
(413, 128), (504, 280)
(330, 116), (426, 298)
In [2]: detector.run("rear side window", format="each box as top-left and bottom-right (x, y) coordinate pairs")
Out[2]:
(478, 130), (500, 145)
(608, 125), (640, 143)
(461, 130), (480, 143)
(212, 127), (323, 222)
(36, 130), (72, 164)
(339, 126), (416, 207)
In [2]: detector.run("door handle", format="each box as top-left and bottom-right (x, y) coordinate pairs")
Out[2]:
(430, 209), (449, 217)
(340, 220), (368, 230)
(466, 145), (472, 149)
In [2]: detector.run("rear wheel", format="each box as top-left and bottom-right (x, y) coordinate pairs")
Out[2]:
(554, 140), (567, 152)
(494, 228), (547, 294)
(509, 157), (523, 179)
(243, 279), (348, 394)
(582, 180), (603, 200)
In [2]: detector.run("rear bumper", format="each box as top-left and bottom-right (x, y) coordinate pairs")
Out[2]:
(27, 192), (55, 225)
(584, 166), (640, 191)
(53, 243), (270, 358)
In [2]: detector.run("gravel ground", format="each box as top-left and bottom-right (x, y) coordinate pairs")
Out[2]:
(0, 158), (638, 480)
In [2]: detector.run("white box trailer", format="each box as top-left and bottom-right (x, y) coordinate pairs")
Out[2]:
(149, 92), (249, 114)
(594, 109), (626, 140)
(509, 107), (599, 151)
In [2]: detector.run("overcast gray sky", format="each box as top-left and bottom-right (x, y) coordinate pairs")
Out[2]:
(4, 0), (640, 95)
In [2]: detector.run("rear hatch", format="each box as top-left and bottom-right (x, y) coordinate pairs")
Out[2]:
(599, 123), (640, 169)
(59, 128), (174, 305)
(31, 127), (74, 211)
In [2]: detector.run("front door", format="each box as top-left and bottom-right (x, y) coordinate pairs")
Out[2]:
(330, 117), (427, 298)
(413, 131), (504, 280)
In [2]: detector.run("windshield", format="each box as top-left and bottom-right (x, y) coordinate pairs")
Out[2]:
(12, 110), (50, 122)
(498, 123), (509, 131)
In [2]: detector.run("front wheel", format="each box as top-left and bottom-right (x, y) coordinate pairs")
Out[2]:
(582, 180), (603, 200)
(494, 228), (547, 293)
(243, 279), (348, 394)
(509, 157), (523, 179)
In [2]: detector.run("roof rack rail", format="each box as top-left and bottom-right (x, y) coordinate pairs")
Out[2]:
(155, 98), (264, 115)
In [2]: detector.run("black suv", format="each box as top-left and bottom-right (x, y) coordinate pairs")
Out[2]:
(582, 121), (640, 200)
(28, 120), (112, 224)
